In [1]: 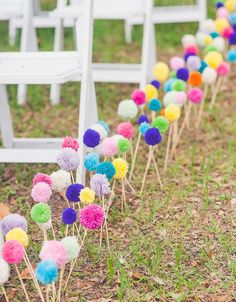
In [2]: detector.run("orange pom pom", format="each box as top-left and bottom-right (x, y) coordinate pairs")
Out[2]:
(188, 71), (202, 87)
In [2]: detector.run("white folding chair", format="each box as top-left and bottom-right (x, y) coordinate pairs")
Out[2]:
(125, 0), (207, 44)
(50, 0), (156, 105)
(0, 0), (97, 183)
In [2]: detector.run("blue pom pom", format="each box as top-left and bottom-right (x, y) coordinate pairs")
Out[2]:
(36, 260), (58, 285)
(138, 114), (149, 125)
(66, 183), (84, 202)
(216, 2), (224, 8)
(210, 32), (219, 38)
(184, 53), (196, 62)
(96, 162), (115, 180)
(229, 32), (236, 45)
(233, 24), (236, 32)
(227, 50), (236, 62)
(230, 13), (236, 25)
(84, 153), (99, 172)
(62, 208), (77, 225)
(98, 120), (110, 135)
(150, 80), (161, 89)
(83, 129), (100, 148)
(198, 60), (208, 73)
(176, 68), (189, 82)
(164, 79), (176, 92)
(139, 122), (150, 136)
(148, 99), (162, 111)
(144, 128), (162, 146)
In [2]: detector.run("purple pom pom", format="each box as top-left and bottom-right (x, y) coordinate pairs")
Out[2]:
(176, 68), (189, 81)
(229, 32), (236, 45)
(138, 114), (150, 125)
(216, 2), (224, 8)
(144, 128), (162, 146)
(83, 129), (100, 148)
(184, 53), (196, 62)
(66, 183), (84, 202)
(1, 214), (28, 236)
(62, 208), (77, 225)
(150, 80), (161, 89)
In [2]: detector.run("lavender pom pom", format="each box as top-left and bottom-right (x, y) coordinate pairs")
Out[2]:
(144, 128), (162, 146)
(66, 183), (84, 202)
(1, 214), (28, 236)
(57, 148), (80, 171)
(90, 174), (111, 197)
(62, 208), (77, 225)
(83, 129), (100, 148)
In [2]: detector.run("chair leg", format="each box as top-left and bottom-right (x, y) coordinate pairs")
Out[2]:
(8, 19), (17, 46)
(124, 19), (132, 44)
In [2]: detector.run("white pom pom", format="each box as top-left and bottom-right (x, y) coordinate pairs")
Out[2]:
(202, 67), (217, 85)
(196, 31), (207, 47)
(117, 100), (138, 120)
(0, 258), (10, 284)
(90, 124), (107, 140)
(110, 134), (124, 145)
(50, 170), (71, 193)
(200, 19), (216, 34)
(212, 36), (225, 52)
(182, 34), (196, 47)
(37, 219), (52, 231)
(163, 91), (178, 107)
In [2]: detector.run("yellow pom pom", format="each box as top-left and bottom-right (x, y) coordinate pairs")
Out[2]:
(164, 104), (181, 122)
(225, 0), (236, 12)
(112, 158), (128, 180)
(80, 187), (95, 204)
(144, 84), (158, 102)
(153, 62), (169, 83)
(204, 51), (223, 69)
(215, 18), (230, 34)
(204, 35), (213, 45)
(6, 227), (29, 248)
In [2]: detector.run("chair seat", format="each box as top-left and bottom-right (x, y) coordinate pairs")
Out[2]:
(0, 52), (82, 84)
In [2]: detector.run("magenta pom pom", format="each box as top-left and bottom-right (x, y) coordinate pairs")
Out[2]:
(40, 241), (67, 268)
(62, 136), (79, 151)
(2, 240), (24, 264)
(184, 45), (198, 55)
(187, 88), (203, 104)
(79, 204), (104, 230)
(131, 89), (146, 106)
(222, 27), (233, 39)
(31, 182), (52, 203)
(217, 62), (230, 76)
(116, 122), (134, 139)
(170, 56), (185, 71)
(33, 173), (52, 187)
(99, 137), (118, 157)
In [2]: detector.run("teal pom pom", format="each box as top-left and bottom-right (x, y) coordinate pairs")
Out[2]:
(35, 260), (58, 285)
(139, 122), (150, 136)
(227, 50), (236, 62)
(148, 99), (162, 112)
(210, 32), (219, 38)
(171, 79), (186, 91)
(84, 153), (99, 172)
(151, 116), (170, 133)
(96, 162), (115, 180)
(98, 121), (110, 135)
(198, 60), (208, 73)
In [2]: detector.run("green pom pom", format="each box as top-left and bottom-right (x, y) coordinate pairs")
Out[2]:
(171, 79), (186, 91)
(170, 70), (176, 78)
(31, 203), (51, 223)
(152, 116), (170, 133)
(205, 45), (218, 54)
(118, 138), (130, 153)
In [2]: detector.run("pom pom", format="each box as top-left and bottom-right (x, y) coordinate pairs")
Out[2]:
(97, 120), (110, 135)
(79, 187), (95, 204)
(1, 214), (28, 236)
(84, 153), (100, 172)
(212, 36), (225, 52)
(187, 88), (203, 104)
(202, 67), (217, 84)
(61, 237), (79, 262)
(131, 89), (146, 106)
(111, 134), (124, 145)
(184, 44), (198, 55)
(112, 158), (128, 180)
(31, 203), (51, 224)
(66, 183), (84, 202)
(225, 0), (236, 12)
(227, 49), (236, 62)
(222, 26), (234, 38)
(188, 71), (202, 87)
(163, 91), (186, 107)
(117, 100), (138, 120)
(31, 182), (52, 203)
(79, 204), (104, 230)
(176, 68), (189, 81)
(217, 62), (230, 76)
(148, 99), (162, 111)
(151, 116), (170, 133)
(138, 114), (149, 125)
(62, 136), (79, 151)
(99, 137), (118, 157)
(150, 80), (161, 89)
(116, 122), (134, 139)
(170, 56), (185, 71)
(139, 122), (150, 136)
(184, 52), (196, 62)
(83, 129), (100, 148)
(170, 70), (177, 78)
(196, 31), (207, 47)
(164, 104), (181, 122)
(204, 51), (223, 69)
(62, 208), (77, 225)
(144, 84), (158, 101)
(153, 62), (169, 83)
(40, 241), (67, 268)
(164, 78), (176, 92)
(50, 170), (71, 193)
(175, 91), (187, 107)
(90, 124), (107, 140)
(118, 138), (130, 153)
(0, 203), (9, 220)
(217, 7), (230, 19)
(33, 173), (52, 187)
(210, 32), (219, 38)
(182, 34), (196, 47)
(198, 60), (208, 73)
(35, 260), (58, 285)
(204, 45), (218, 54)
(230, 13), (236, 25)
(216, 2), (224, 9)
(144, 128), (162, 146)
(57, 148), (80, 171)
(186, 56), (201, 71)
(2, 240), (24, 264)
(171, 79), (186, 91)
(215, 18), (230, 34)
(37, 219), (52, 232)
(5, 227), (28, 248)
(90, 174), (110, 197)
(0, 259), (10, 284)
(96, 162), (116, 180)
(229, 32), (236, 45)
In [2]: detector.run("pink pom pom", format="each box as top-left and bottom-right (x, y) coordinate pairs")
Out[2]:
(170, 56), (185, 71)
(187, 88), (203, 104)
(2, 240), (24, 264)
(79, 204), (104, 230)
(99, 137), (117, 157)
(175, 92), (187, 106)
(62, 136), (79, 151)
(131, 89), (145, 106)
(116, 122), (134, 139)
(217, 62), (230, 76)
(217, 7), (230, 20)
(33, 173), (52, 187)
(222, 27), (233, 39)
(31, 182), (52, 203)
(40, 241), (67, 268)
(184, 44), (198, 55)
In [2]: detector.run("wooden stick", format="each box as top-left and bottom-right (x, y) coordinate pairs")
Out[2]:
(210, 77), (223, 109)
(102, 196), (110, 252)
(56, 266), (65, 302)
(52, 282), (56, 302)
(164, 123), (173, 171)
(151, 111), (156, 122)
(43, 228), (47, 242)
(140, 146), (153, 195)
(196, 85), (208, 129)
(151, 150), (163, 189)
(46, 286), (49, 302)
(1, 285), (9, 302)
(121, 179), (126, 212)
(14, 264), (31, 302)
(125, 177), (136, 194)
(70, 171), (75, 184)
(129, 132), (141, 181)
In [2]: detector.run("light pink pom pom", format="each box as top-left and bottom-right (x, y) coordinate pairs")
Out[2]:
(62, 136), (79, 151)
(116, 122), (134, 139)
(131, 89), (146, 106)
(217, 7), (230, 20)
(175, 92), (187, 106)
(187, 88), (203, 104)
(31, 182), (52, 203)
(99, 137), (118, 157)
(39, 240), (67, 268)
(33, 173), (52, 187)
(170, 56), (185, 71)
(79, 204), (104, 230)
(217, 62), (230, 76)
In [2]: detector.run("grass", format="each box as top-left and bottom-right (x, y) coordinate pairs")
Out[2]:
(1, 0), (236, 301)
